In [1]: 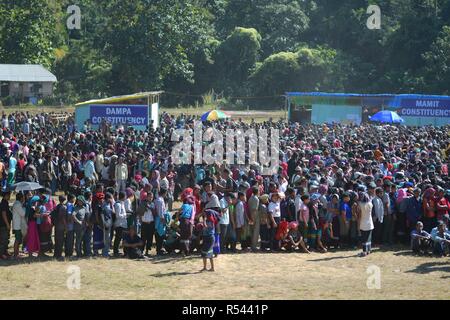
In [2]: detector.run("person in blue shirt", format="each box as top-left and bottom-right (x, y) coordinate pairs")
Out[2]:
(405, 189), (422, 233)
(339, 193), (352, 247)
(430, 221), (450, 257)
(64, 194), (76, 258)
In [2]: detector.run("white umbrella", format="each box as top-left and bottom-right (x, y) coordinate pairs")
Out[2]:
(12, 182), (44, 192)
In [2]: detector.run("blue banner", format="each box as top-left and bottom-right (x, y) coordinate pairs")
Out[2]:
(387, 97), (450, 118)
(90, 104), (149, 126)
(398, 98), (450, 118)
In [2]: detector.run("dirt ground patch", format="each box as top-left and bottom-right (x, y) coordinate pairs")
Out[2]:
(1, 248), (448, 300)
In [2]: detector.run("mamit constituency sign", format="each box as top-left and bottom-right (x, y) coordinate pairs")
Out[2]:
(399, 98), (450, 117)
(90, 104), (149, 126)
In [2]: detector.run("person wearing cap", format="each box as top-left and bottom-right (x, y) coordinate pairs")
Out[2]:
(410, 221), (431, 255)
(430, 221), (450, 257)
(73, 195), (88, 258)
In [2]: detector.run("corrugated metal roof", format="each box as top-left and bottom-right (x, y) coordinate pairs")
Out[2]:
(0, 64), (57, 82)
(75, 91), (164, 106)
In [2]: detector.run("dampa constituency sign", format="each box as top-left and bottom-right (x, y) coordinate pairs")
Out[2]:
(398, 98), (450, 118)
(90, 104), (149, 126)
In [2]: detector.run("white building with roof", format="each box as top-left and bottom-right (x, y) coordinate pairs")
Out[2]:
(0, 64), (57, 102)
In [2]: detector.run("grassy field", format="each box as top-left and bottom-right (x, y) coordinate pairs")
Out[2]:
(0, 247), (448, 300)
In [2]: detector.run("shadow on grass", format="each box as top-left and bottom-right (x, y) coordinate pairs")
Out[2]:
(149, 270), (203, 278)
(405, 261), (450, 274)
(307, 253), (360, 262)
(0, 255), (115, 266)
(146, 253), (200, 264)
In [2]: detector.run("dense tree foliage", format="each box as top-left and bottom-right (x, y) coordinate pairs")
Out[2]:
(1, 0), (450, 107)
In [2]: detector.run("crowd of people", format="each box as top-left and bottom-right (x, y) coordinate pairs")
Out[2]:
(0, 111), (449, 269)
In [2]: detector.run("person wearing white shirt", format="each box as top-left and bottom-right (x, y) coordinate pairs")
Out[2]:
(138, 192), (155, 256)
(219, 194), (234, 252)
(268, 192), (283, 250)
(12, 193), (26, 258)
(358, 192), (374, 257)
(115, 156), (128, 193)
(113, 192), (128, 257)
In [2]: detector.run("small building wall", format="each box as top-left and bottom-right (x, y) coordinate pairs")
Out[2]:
(311, 104), (362, 125)
(7, 81), (53, 98)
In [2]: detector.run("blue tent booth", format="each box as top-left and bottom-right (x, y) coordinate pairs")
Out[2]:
(75, 91), (163, 131)
(286, 92), (450, 126)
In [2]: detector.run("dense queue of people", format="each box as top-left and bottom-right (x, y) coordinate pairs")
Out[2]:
(0, 111), (449, 266)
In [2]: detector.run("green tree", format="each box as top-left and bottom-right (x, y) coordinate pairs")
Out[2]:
(213, 27), (262, 96)
(217, 0), (312, 57)
(422, 25), (450, 95)
(0, 0), (60, 68)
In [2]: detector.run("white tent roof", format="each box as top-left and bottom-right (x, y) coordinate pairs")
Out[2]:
(0, 64), (57, 82)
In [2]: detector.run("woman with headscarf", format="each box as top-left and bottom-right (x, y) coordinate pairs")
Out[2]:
(25, 194), (41, 257)
(178, 192), (195, 256)
(39, 193), (56, 255)
(92, 192), (105, 256)
(349, 191), (361, 248)
(358, 192), (374, 257)
(200, 208), (221, 272)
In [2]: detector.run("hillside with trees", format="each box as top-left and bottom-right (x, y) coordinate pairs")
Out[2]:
(1, 0), (449, 108)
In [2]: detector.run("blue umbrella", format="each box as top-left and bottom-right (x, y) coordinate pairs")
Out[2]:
(369, 110), (405, 124)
